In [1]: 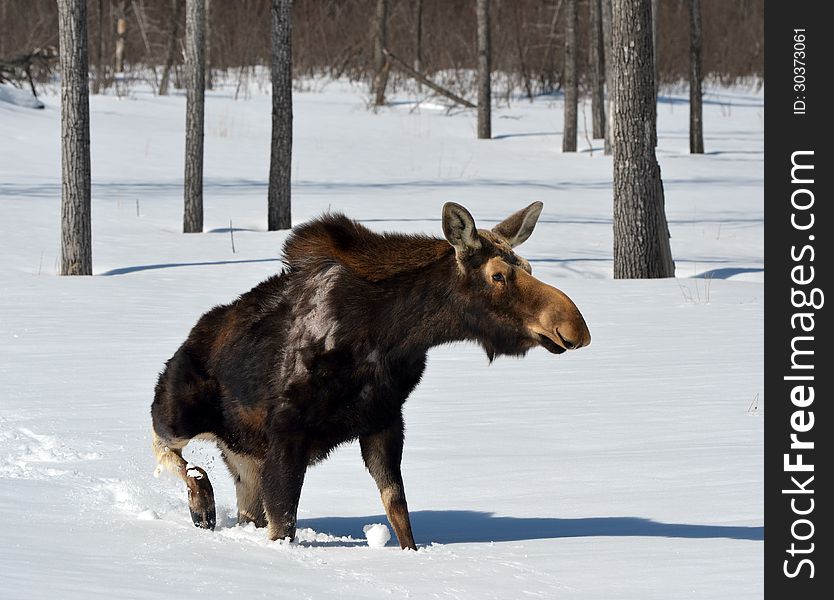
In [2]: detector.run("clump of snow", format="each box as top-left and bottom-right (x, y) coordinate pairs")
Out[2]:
(0, 83), (44, 109)
(363, 523), (391, 548)
(294, 527), (360, 544)
(136, 509), (159, 521)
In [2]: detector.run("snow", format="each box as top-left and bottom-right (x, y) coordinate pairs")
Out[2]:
(363, 523), (392, 548)
(0, 78), (763, 599)
(0, 82), (44, 109)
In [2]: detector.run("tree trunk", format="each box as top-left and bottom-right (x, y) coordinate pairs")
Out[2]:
(414, 0), (423, 75)
(91, 0), (104, 93)
(602, 0), (613, 154)
(562, 0), (578, 152)
(205, 0), (213, 90)
(114, 17), (127, 73)
(476, 0), (491, 139)
(159, 0), (183, 96)
(688, 0), (704, 153)
(590, 0), (605, 139)
(371, 0), (389, 106)
(651, 0), (659, 99)
(268, 0), (293, 231)
(612, 0), (674, 279)
(57, 0), (92, 276)
(183, 0), (205, 233)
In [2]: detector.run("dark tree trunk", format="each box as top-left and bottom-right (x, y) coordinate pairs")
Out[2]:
(371, 0), (389, 106)
(183, 0), (205, 233)
(612, 0), (674, 279)
(476, 0), (491, 139)
(268, 0), (293, 231)
(159, 0), (183, 96)
(205, 0), (213, 90)
(58, 0), (92, 276)
(602, 0), (613, 154)
(688, 0), (704, 153)
(590, 0), (605, 139)
(414, 0), (423, 75)
(562, 0), (578, 152)
(651, 0), (659, 99)
(91, 0), (104, 93)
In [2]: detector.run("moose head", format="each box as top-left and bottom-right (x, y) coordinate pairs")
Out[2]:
(442, 201), (591, 360)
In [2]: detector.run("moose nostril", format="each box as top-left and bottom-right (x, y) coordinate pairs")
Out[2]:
(555, 329), (576, 349)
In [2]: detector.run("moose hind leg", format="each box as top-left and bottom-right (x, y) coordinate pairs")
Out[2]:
(222, 447), (267, 528)
(360, 415), (417, 550)
(152, 429), (217, 530)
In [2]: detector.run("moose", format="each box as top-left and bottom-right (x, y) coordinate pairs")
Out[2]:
(151, 201), (590, 549)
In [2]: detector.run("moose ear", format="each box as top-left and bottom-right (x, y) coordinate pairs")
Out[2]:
(492, 201), (544, 247)
(442, 202), (481, 254)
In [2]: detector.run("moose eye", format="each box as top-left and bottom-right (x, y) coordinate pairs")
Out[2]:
(491, 273), (505, 283)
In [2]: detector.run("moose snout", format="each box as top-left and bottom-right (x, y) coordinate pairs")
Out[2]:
(534, 286), (591, 352)
(555, 319), (591, 350)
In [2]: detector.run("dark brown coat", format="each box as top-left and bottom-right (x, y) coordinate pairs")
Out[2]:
(151, 202), (590, 549)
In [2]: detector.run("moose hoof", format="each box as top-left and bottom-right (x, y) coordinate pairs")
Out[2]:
(190, 506), (217, 530)
(185, 466), (216, 530)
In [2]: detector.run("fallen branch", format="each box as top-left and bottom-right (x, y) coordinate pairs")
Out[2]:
(0, 46), (58, 98)
(382, 48), (475, 109)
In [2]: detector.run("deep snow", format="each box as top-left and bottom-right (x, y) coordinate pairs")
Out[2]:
(0, 77), (762, 599)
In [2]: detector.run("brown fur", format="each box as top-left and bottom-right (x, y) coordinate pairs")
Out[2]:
(150, 203), (590, 549)
(284, 214), (454, 282)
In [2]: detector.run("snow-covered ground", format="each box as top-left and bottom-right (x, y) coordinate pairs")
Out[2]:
(0, 78), (763, 599)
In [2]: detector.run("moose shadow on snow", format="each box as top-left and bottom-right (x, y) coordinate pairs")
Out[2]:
(293, 510), (763, 546)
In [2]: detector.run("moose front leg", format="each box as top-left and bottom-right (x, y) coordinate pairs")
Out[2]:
(360, 415), (417, 550)
(261, 435), (309, 541)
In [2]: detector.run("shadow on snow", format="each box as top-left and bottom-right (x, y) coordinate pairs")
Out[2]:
(297, 510), (763, 546)
(691, 266), (764, 279)
(99, 257), (281, 276)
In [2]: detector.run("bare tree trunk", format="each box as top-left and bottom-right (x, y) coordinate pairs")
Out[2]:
(562, 0), (578, 152)
(159, 0), (183, 96)
(602, 0), (613, 154)
(58, 0), (92, 276)
(510, 0), (532, 101)
(114, 16), (127, 73)
(590, 0), (605, 139)
(91, 0), (103, 93)
(476, 0), (491, 139)
(205, 0), (213, 90)
(183, 0), (205, 233)
(268, 0), (292, 231)
(371, 0), (389, 106)
(651, 0), (659, 99)
(688, 0), (704, 153)
(612, 0), (674, 279)
(414, 0), (423, 75)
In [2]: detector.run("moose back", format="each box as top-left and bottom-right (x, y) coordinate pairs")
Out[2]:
(151, 201), (590, 549)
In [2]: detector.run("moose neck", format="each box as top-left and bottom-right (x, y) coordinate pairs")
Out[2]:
(352, 242), (470, 356)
